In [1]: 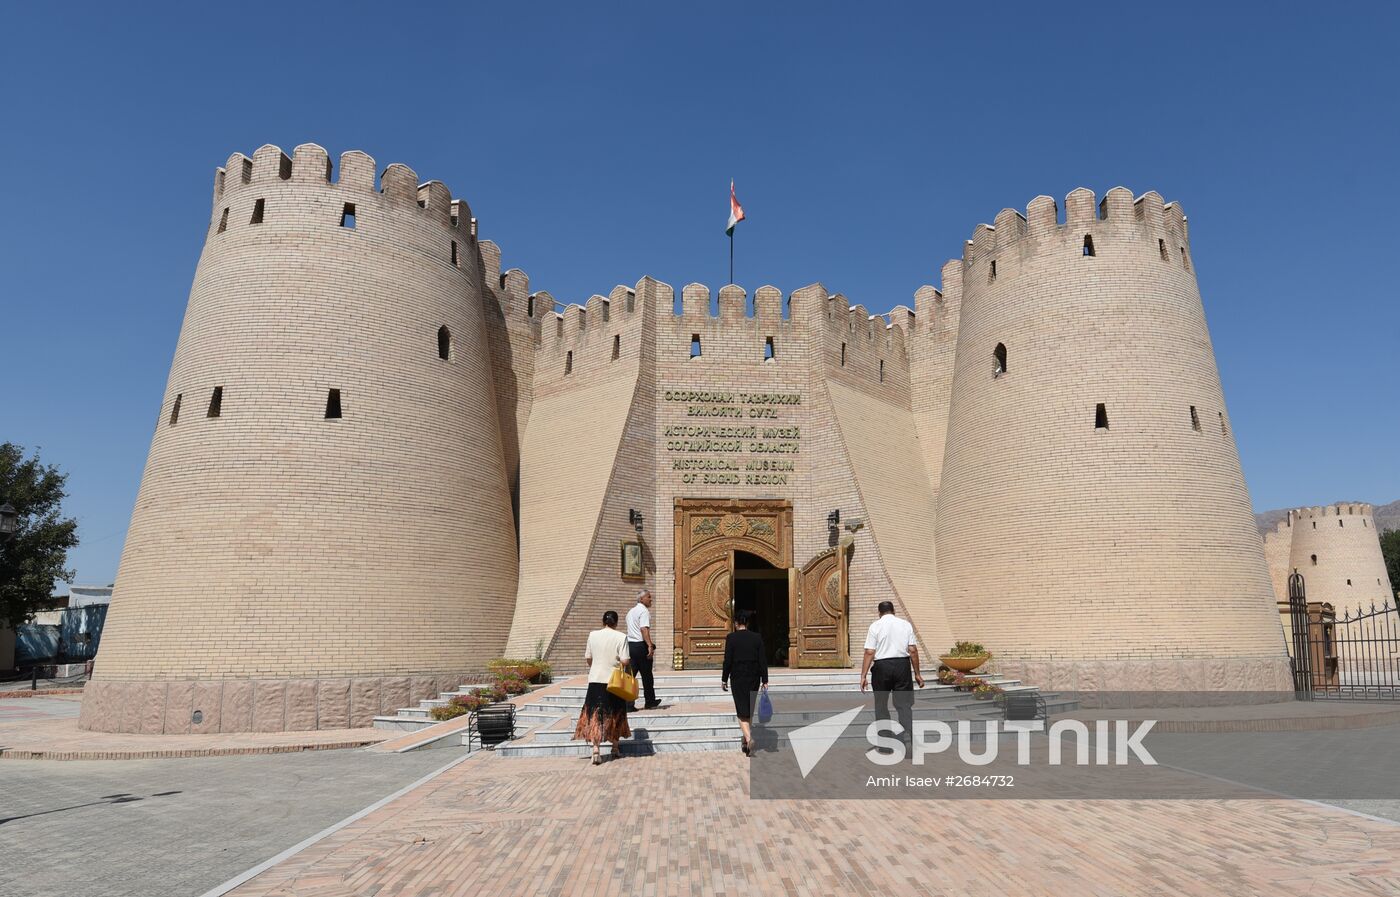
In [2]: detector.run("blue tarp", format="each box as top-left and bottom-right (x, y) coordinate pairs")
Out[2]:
(14, 606), (108, 663)
(15, 625), (59, 664)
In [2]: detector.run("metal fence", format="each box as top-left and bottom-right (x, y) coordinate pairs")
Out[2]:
(1289, 571), (1400, 700)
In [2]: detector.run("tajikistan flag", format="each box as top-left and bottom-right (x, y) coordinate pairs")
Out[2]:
(727, 180), (746, 236)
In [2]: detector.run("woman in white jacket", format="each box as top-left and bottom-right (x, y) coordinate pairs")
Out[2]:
(574, 609), (632, 764)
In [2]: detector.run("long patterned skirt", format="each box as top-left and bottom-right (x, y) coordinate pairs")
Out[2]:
(573, 682), (632, 743)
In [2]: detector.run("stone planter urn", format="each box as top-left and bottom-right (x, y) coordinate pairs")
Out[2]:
(938, 654), (990, 673)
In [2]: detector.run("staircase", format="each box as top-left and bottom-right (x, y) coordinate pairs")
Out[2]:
(370, 681), (499, 734)
(491, 670), (1077, 759)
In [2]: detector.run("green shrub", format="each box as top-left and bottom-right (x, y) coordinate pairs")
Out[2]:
(496, 674), (530, 696)
(473, 684), (507, 704)
(430, 703), (468, 721)
(451, 694), (489, 712)
(487, 657), (553, 683)
(945, 641), (990, 658)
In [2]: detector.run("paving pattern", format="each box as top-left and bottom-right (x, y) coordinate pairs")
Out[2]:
(227, 751), (1400, 897)
(0, 749), (455, 897)
(0, 696), (82, 723)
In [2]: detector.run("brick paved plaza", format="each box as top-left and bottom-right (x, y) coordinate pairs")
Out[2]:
(221, 751), (1400, 897)
(8, 684), (1400, 896)
(0, 750), (452, 897)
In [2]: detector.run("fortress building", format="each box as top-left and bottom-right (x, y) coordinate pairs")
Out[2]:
(1264, 504), (1396, 612)
(82, 144), (1291, 734)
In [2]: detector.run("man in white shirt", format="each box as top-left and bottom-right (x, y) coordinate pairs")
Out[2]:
(625, 590), (661, 710)
(859, 600), (924, 743)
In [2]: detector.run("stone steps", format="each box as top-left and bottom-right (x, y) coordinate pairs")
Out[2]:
(371, 683), (544, 731)
(371, 670), (1076, 756)
(493, 684), (1081, 758)
(531, 678), (1027, 711)
(496, 714), (1074, 759)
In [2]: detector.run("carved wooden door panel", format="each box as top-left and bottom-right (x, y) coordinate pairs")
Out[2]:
(673, 499), (793, 670)
(678, 550), (734, 668)
(794, 548), (848, 668)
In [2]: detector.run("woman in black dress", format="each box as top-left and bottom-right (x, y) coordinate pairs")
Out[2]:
(721, 609), (769, 755)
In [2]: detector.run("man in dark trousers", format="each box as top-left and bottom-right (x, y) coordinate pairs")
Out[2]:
(859, 601), (925, 745)
(625, 589), (661, 710)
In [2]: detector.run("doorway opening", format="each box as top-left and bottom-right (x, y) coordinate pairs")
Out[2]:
(733, 550), (790, 667)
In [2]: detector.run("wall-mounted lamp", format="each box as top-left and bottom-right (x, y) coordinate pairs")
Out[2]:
(827, 509), (841, 539)
(628, 508), (645, 534)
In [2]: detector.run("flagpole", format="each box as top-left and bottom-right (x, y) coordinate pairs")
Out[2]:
(729, 230), (734, 285)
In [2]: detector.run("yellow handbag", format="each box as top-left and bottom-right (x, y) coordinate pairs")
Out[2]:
(607, 664), (638, 703)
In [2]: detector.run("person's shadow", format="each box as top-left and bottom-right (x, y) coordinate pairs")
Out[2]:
(750, 723), (781, 753)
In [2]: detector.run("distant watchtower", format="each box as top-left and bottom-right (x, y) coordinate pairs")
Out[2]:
(1272, 504), (1395, 612)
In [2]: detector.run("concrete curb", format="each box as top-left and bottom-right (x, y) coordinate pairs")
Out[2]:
(0, 738), (383, 762)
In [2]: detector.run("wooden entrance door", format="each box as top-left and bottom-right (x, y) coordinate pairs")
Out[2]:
(673, 499), (792, 669)
(794, 547), (849, 667)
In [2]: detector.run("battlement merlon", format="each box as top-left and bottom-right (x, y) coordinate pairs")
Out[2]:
(672, 283), (817, 326)
(887, 305), (915, 335)
(212, 144), (474, 235)
(960, 187), (1191, 266)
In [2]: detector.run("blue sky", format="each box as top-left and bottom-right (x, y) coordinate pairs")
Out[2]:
(2, 2), (1395, 587)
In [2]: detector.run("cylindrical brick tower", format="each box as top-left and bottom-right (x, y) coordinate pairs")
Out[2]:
(81, 144), (519, 734)
(935, 187), (1290, 693)
(1286, 504), (1395, 613)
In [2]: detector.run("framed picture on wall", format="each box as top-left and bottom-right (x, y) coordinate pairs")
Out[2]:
(620, 539), (644, 580)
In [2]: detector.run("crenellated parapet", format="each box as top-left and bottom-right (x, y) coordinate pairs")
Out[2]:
(477, 241), (548, 327)
(216, 144), (475, 231)
(813, 290), (912, 401)
(208, 144), (477, 290)
(532, 278), (654, 391)
(957, 187), (1195, 284)
(657, 282), (807, 369)
(1286, 503), (1376, 525)
(905, 260), (962, 351)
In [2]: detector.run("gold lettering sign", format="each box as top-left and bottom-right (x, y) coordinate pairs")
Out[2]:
(665, 385), (803, 473)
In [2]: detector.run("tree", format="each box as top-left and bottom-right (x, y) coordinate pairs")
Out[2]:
(0, 443), (79, 628)
(1382, 529), (1400, 603)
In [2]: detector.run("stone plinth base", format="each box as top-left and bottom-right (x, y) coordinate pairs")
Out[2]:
(990, 655), (1295, 706)
(79, 672), (480, 735)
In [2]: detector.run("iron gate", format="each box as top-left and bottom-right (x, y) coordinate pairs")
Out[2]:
(1289, 571), (1400, 700)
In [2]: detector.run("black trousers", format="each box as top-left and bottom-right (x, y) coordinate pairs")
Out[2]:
(628, 640), (657, 706)
(871, 657), (915, 740)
